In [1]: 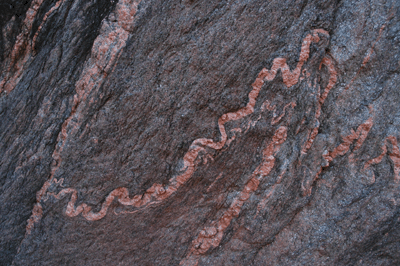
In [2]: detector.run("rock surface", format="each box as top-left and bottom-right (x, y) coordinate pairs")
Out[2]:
(1, 0), (400, 265)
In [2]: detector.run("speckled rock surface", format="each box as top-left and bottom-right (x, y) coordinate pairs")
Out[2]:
(1, 0), (400, 265)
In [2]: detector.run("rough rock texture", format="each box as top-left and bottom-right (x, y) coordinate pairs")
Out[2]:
(1, 0), (400, 265)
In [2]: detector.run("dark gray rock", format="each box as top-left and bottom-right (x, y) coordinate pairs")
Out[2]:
(1, 0), (399, 265)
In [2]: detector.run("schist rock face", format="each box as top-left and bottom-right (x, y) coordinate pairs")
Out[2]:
(1, 0), (400, 265)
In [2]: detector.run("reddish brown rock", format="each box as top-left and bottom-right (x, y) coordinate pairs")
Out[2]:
(1, 0), (400, 265)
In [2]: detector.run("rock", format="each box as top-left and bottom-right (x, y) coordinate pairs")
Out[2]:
(1, 0), (399, 265)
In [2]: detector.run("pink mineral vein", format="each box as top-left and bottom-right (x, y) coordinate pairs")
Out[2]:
(364, 143), (387, 171)
(345, 24), (386, 90)
(254, 187), (275, 217)
(364, 136), (400, 183)
(25, 0), (141, 235)
(180, 126), (287, 266)
(325, 114), (373, 162)
(194, 29), (327, 150)
(387, 136), (400, 183)
(39, 29), (330, 224)
(301, 56), (337, 156)
(0, 0), (45, 93)
(302, 114), (374, 196)
(206, 173), (224, 193)
(254, 160), (288, 218)
(256, 100), (295, 127)
(271, 102), (296, 125)
(363, 142), (387, 183)
(32, 0), (65, 52)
